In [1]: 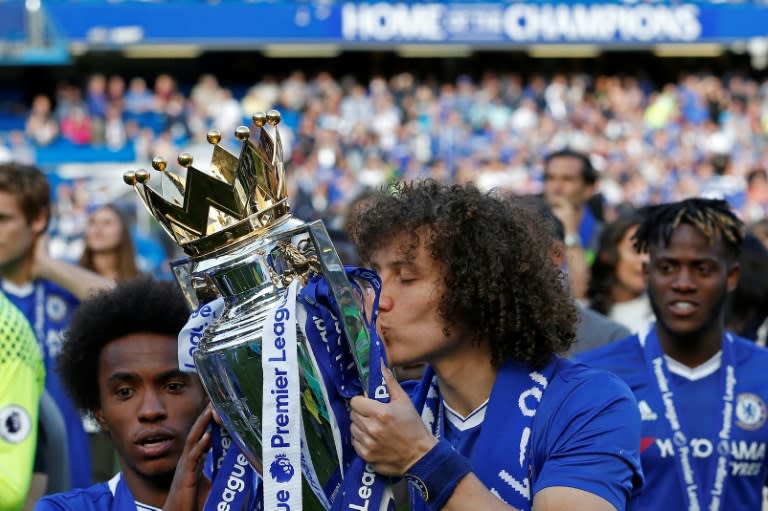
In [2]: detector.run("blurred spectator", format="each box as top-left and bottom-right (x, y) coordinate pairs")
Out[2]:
(78, 204), (140, 283)
(749, 218), (768, 250)
(240, 77), (279, 115)
(542, 148), (603, 264)
(59, 106), (92, 146)
(211, 88), (243, 138)
(124, 77), (154, 116)
(106, 75), (125, 110)
(103, 106), (127, 151)
(85, 74), (108, 120)
(725, 233), (768, 345)
(587, 213), (653, 333)
(743, 167), (768, 222)
(8, 130), (35, 165)
(54, 83), (84, 124)
(24, 95), (58, 147)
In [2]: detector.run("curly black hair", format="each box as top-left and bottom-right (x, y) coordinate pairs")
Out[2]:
(349, 180), (576, 368)
(57, 276), (190, 414)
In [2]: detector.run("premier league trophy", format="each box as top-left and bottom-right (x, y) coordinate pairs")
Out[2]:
(123, 111), (387, 511)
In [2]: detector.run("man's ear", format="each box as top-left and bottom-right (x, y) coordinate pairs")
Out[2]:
(94, 407), (109, 433)
(550, 240), (565, 268)
(29, 210), (48, 236)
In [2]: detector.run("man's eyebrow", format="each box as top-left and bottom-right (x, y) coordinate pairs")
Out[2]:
(156, 369), (188, 382)
(105, 369), (188, 385)
(105, 372), (137, 385)
(371, 258), (407, 269)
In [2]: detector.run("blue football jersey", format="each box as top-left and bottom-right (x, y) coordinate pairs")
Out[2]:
(431, 358), (643, 510)
(34, 473), (161, 511)
(577, 333), (768, 510)
(3, 279), (92, 488)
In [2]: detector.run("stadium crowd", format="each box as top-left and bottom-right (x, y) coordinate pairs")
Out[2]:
(2, 68), (768, 233)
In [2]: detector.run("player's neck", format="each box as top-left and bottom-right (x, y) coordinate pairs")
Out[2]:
(90, 251), (120, 281)
(433, 346), (497, 418)
(657, 324), (724, 369)
(0, 255), (34, 286)
(120, 467), (172, 508)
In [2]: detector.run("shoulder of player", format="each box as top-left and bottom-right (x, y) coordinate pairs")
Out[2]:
(35, 481), (113, 509)
(547, 356), (627, 395)
(532, 359), (640, 447)
(730, 334), (768, 366)
(569, 335), (643, 372)
(39, 279), (79, 303)
(537, 360), (637, 424)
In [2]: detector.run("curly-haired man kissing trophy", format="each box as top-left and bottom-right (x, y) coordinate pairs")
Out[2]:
(347, 180), (643, 511)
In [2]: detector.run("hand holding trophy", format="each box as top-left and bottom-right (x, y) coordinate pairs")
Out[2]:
(124, 111), (392, 511)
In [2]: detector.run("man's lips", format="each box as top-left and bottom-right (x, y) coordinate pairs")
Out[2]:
(134, 430), (175, 458)
(667, 300), (698, 317)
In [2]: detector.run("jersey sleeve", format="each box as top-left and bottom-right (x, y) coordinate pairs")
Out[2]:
(0, 295), (45, 510)
(531, 367), (644, 509)
(33, 497), (69, 511)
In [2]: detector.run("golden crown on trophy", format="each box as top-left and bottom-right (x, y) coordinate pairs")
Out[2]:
(123, 110), (290, 257)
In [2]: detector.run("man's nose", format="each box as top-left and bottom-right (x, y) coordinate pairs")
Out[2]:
(671, 267), (697, 292)
(377, 293), (393, 312)
(138, 390), (167, 422)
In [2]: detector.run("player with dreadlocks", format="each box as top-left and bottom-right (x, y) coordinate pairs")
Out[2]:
(578, 197), (768, 511)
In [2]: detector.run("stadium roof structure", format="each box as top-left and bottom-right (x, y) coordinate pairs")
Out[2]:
(2, 0), (768, 65)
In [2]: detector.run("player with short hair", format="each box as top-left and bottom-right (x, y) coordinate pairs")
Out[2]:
(578, 197), (768, 510)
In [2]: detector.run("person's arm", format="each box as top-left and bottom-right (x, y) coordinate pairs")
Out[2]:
(33, 497), (68, 510)
(350, 367), (636, 511)
(23, 473), (48, 511)
(547, 196), (589, 300)
(438, 474), (617, 511)
(31, 235), (114, 300)
(529, 369), (642, 510)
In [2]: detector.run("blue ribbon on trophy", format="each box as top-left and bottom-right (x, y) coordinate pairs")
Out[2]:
(298, 267), (394, 511)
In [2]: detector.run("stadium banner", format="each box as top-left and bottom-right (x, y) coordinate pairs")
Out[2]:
(43, 1), (768, 47)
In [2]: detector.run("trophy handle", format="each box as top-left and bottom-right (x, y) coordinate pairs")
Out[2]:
(307, 220), (372, 390)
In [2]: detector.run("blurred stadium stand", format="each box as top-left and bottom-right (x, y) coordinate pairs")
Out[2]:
(0, 0), (767, 275)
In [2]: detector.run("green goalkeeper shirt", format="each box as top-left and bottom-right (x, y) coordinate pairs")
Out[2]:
(0, 292), (44, 510)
